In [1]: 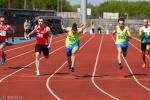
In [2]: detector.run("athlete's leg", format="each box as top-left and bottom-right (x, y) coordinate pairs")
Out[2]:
(35, 44), (42, 76)
(35, 52), (40, 75)
(141, 43), (147, 68)
(116, 43), (123, 69)
(66, 47), (72, 69)
(117, 48), (122, 64)
(0, 42), (6, 64)
(146, 44), (150, 56)
(71, 46), (79, 72)
(122, 47), (128, 57)
(43, 45), (49, 59)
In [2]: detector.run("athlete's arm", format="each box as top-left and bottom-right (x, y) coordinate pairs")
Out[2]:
(139, 27), (143, 36)
(112, 26), (117, 35)
(78, 22), (86, 34)
(27, 27), (36, 37)
(46, 27), (53, 48)
(61, 23), (69, 33)
(126, 27), (132, 39)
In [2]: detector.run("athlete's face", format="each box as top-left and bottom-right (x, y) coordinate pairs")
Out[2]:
(118, 20), (124, 28)
(38, 19), (44, 27)
(143, 20), (148, 27)
(0, 18), (5, 25)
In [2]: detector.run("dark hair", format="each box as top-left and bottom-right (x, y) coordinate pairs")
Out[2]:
(118, 18), (125, 22)
(72, 23), (77, 31)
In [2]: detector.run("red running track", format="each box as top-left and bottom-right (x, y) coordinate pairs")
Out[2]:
(0, 34), (150, 100)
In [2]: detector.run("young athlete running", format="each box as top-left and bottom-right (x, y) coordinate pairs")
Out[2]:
(0, 17), (15, 64)
(62, 22), (86, 72)
(27, 18), (53, 76)
(139, 19), (150, 68)
(112, 18), (131, 69)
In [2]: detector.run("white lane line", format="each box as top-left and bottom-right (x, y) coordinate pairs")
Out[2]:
(46, 35), (95, 100)
(0, 46), (65, 83)
(0, 35), (86, 82)
(5, 34), (65, 52)
(92, 35), (119, 100)
(111, 35), (150, 92)
(6, 38), (66, 61)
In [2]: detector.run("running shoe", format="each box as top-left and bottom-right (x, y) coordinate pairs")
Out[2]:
(119, 63), (123, 70)
(36, 70), (40, 76)
(68, 65), (71, 69)
(71, 67), (75, 72)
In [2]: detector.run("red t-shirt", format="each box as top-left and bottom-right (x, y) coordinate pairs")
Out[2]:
(0, 25), (9, 42)
(35, 25), (49, 45)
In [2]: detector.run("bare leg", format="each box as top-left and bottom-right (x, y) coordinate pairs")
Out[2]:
(67, 56), (72, 69)
(71, 48), (78, 72)
(146, 45), (150, 57)
(117, 48), (122, 64)
(0, 43), (5, 64)
(35, 52), (40, 75)
(141, 51), (146, 68)
(117, 48), (123, 69)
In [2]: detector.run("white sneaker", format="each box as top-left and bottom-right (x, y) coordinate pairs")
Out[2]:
(36, 71), (40, 76)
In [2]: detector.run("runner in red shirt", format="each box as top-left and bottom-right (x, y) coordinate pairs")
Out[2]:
(27, 18), (53, 76)
(0, 17), (15, 64)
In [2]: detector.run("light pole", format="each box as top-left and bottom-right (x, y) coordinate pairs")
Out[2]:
(57, 0), (59, 12)
(80, 0), (87, 24)
(24, 0), (26, 9)
(8, 0), (11, 8)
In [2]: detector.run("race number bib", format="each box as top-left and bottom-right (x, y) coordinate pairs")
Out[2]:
(118, 35), (125, 39)
(37, 33), (43, 38)
(0, 31), (6, 36)
(69, 37), (76, 42)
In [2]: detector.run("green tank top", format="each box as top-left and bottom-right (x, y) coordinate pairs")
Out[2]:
(116, 26), (129, 44)
(65, 30), (80, 47)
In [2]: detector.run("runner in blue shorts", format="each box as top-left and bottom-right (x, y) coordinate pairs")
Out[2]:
(112, 18), (132, 69)
(62, 22), (85, 72)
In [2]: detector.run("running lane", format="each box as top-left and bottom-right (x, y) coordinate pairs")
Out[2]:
(0, 34), (66, 78)
(47, 35), (113, 100)
(93, 35), (150, 100)
(0, 34), (90, 100)
(125, 38), (150, 89)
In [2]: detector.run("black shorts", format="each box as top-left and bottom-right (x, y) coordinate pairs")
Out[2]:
(141, 43), (147, 51)
(35, 44), (49, 56)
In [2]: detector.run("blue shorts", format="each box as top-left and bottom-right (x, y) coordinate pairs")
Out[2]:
(116, 43), (128, 52)
(66, 42), (80, 57)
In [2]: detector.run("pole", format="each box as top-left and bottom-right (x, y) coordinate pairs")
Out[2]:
(24, 0), (26, 9)
(8, 0), (11, 8)
(80, 0), (87, 24)
(57, 0), (59, 12)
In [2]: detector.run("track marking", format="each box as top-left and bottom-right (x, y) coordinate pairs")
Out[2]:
(0, 46), (65, 83)
(6, 38), (66, 61)
(46, 35), (95, 100)
(5, 34), (65, 52)
(0, 35), (86, 83)
(111, 35), (150, 92)
(92, 35), (119, 100)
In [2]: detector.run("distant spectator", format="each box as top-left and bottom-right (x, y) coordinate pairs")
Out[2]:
(91, 22), (95, 34)
(97, 25), (102, 34)
(24, 19), (27, 39)
(26, 20), (33, 39)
